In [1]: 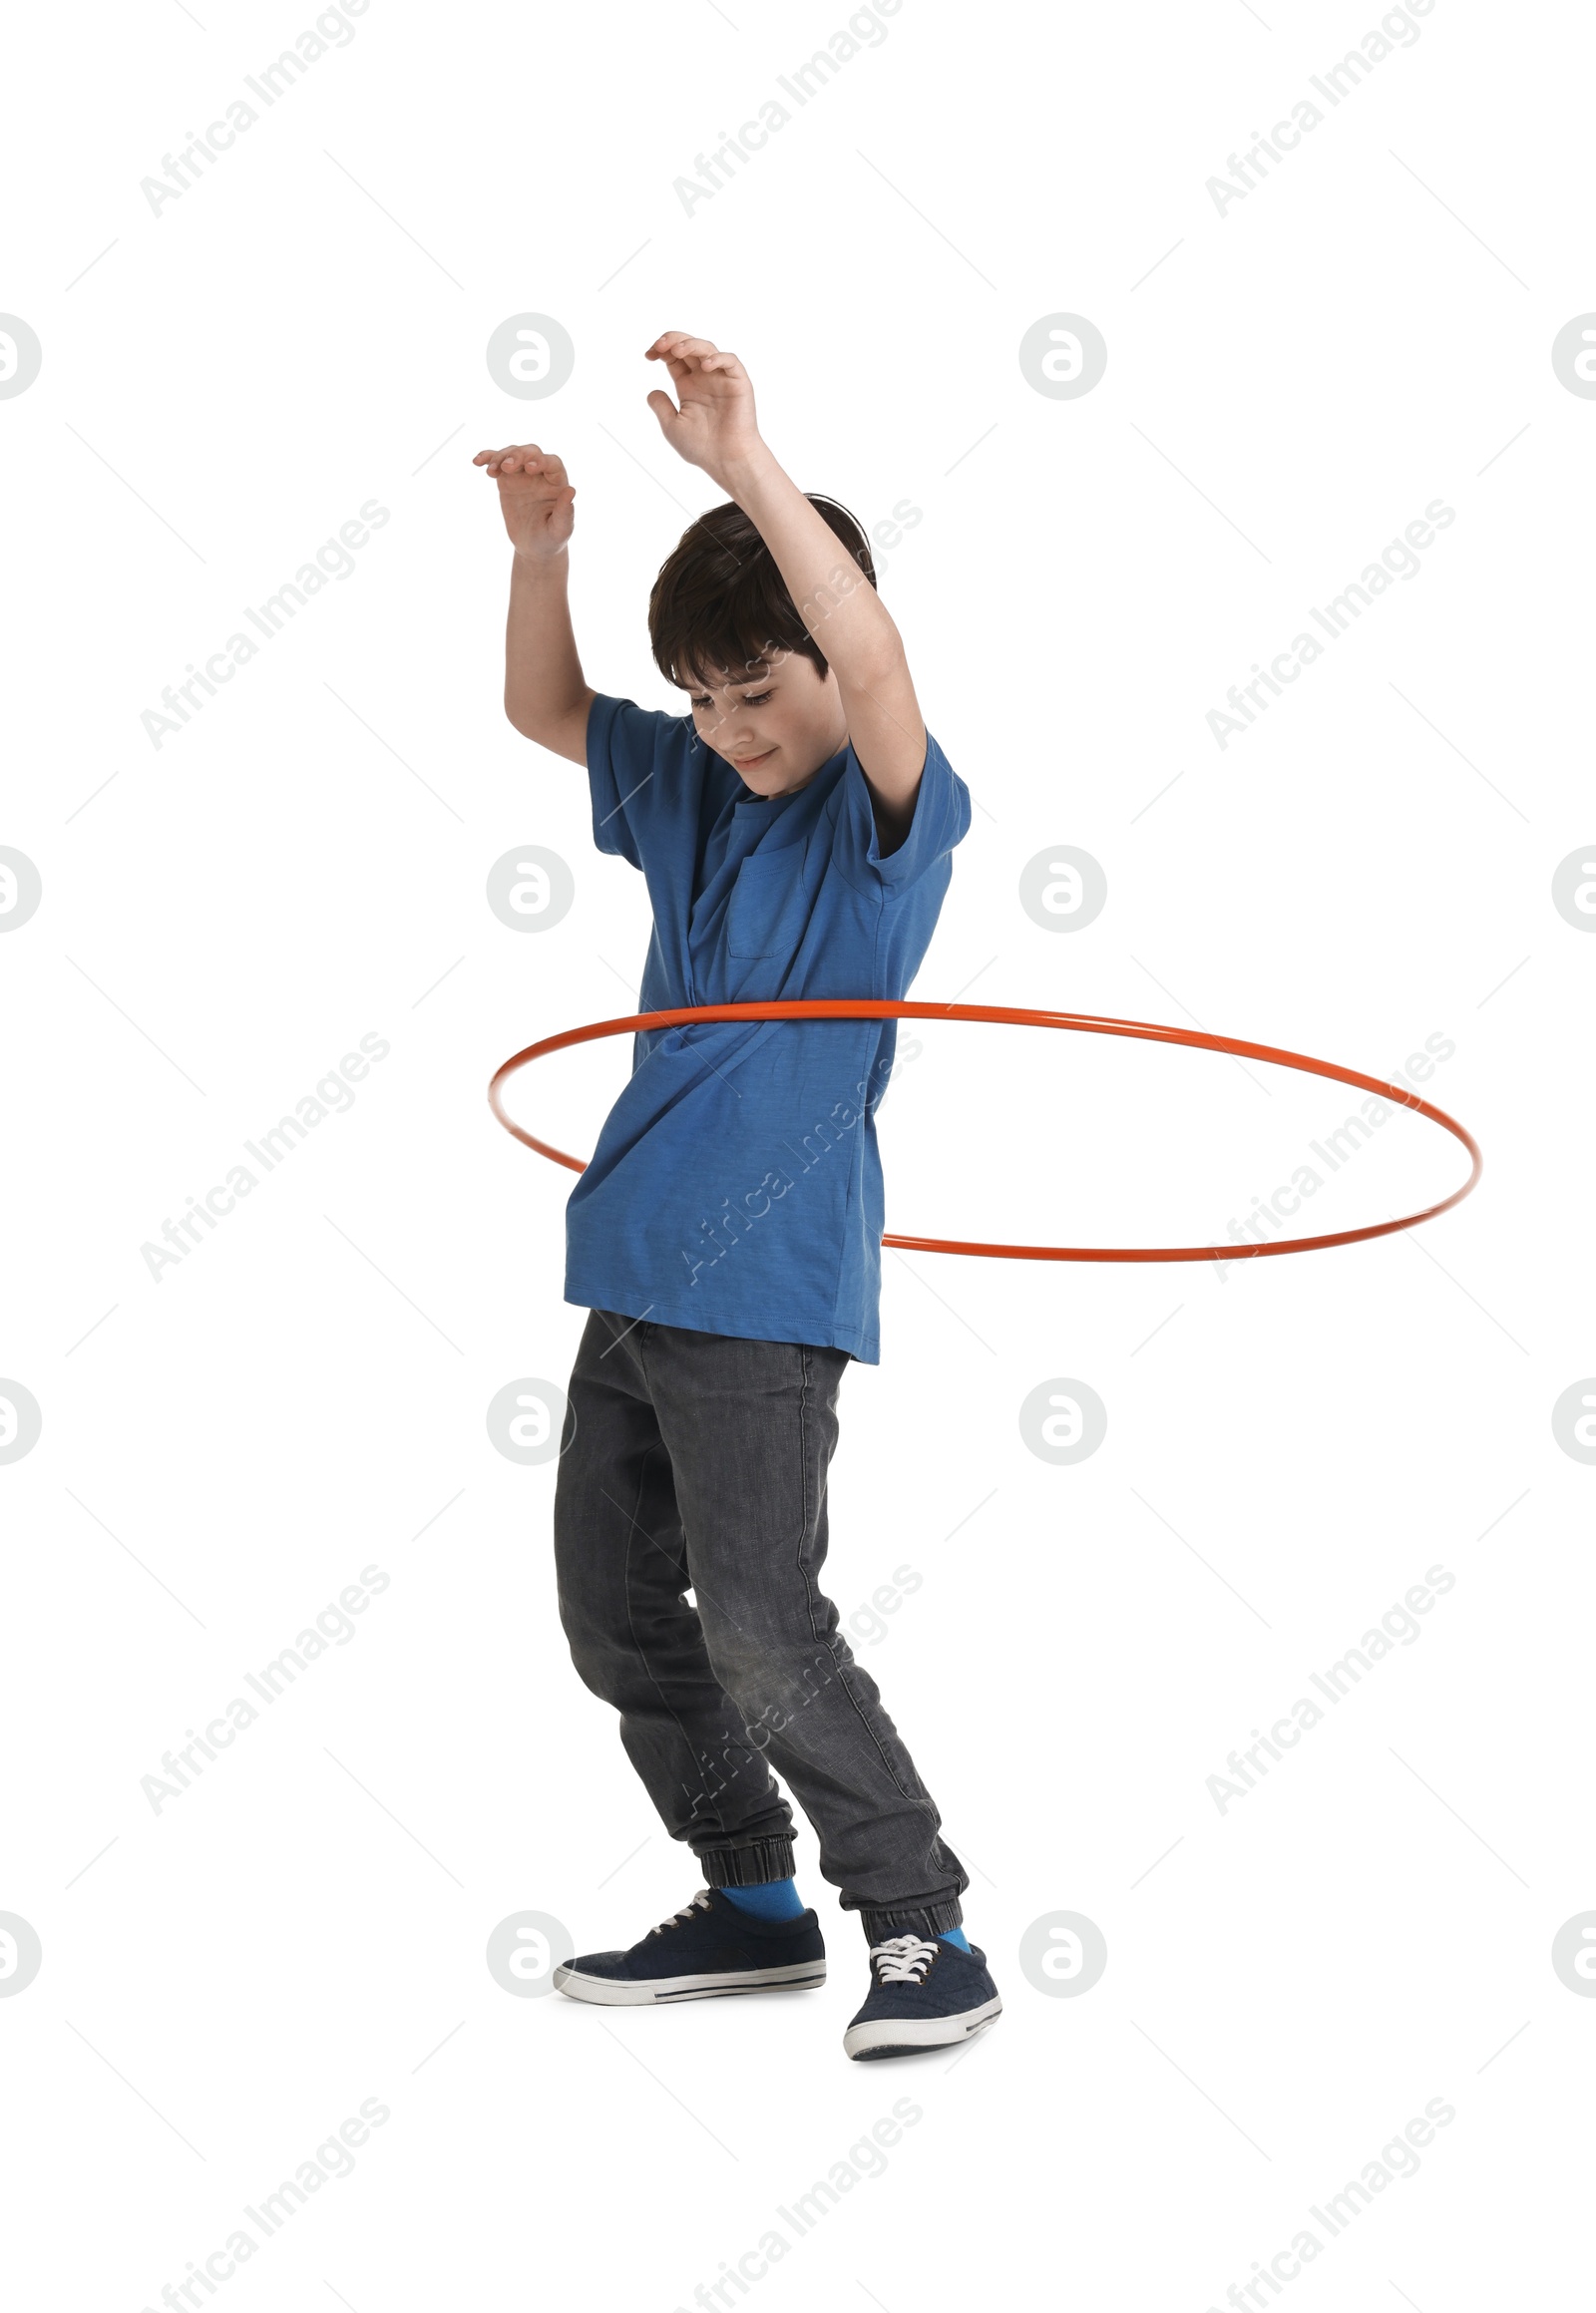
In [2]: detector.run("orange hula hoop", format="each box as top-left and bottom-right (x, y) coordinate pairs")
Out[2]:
(487, 1000), (1482, 1264)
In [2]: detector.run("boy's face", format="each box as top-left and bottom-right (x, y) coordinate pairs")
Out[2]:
(685, 652), (849, 798)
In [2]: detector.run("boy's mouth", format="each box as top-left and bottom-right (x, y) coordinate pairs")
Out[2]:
(731, 747), (776, 771)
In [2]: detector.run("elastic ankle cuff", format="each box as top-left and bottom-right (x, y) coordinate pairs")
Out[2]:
(697, 1835), (797, 1889)
(859, 1898), (965, 1941)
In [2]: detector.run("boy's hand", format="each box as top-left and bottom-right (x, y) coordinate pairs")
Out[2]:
(473, 443), (577, 560)
(644, 333), (767, 486)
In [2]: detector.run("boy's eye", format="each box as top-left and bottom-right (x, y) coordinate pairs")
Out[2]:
(741, 691), (772, 706)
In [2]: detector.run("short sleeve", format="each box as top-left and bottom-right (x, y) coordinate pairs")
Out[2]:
(831, 729), (972, 896)
(587, 693), (696, 872)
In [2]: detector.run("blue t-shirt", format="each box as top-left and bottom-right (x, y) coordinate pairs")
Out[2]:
(563, 692), (972, 1362)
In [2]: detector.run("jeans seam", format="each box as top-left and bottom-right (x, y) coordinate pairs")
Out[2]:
(615, 1437), (729, 1838)
(793, 1343), (938, 1825)
(610, 1329), (790, 1855)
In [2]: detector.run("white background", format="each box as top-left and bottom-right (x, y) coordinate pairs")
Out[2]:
(3, 0), (1593, 2306)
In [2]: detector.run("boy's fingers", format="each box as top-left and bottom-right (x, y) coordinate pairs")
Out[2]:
(492, 449), (570, 483)
(498, 477), (569, 503)
(644, 389), (678, 431)
(646, 331), (717, 374)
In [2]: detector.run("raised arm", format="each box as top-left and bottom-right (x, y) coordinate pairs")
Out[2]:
(474, 442), (595, 766)
(643, 333), (928, 846)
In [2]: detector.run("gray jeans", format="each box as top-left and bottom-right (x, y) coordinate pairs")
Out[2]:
(553, 1310), (968, 1941)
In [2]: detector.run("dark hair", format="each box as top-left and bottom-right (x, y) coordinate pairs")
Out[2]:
(648, 495), (877, 690)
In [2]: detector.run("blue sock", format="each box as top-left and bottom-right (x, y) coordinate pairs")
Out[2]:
(940, 1926), (971, 1952)
(719, 1878), (806, 1922)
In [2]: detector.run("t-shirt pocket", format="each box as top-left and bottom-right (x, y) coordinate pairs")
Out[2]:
(726, 851), (803, 958)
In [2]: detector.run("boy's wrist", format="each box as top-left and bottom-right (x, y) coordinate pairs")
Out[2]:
(714, 442), (785, 501)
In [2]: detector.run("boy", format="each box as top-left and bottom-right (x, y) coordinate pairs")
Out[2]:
(475, 331), (999, 2060)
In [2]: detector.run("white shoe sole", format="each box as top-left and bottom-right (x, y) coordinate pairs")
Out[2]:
(554, 1958), (827, 2006)
(843, 1995), (1002, 2059)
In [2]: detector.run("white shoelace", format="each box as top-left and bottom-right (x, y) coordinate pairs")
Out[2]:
(869, 1933), (941, 1984)
(649, 1889), (713, 1936)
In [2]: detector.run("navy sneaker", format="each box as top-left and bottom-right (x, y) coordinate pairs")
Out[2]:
(553, 1888), (826, 2007)
(843, 1933), (1002, 2060)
